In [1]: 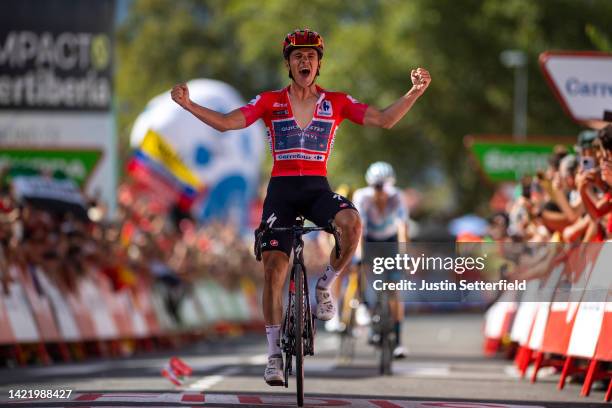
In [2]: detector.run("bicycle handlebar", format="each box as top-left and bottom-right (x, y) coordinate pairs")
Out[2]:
(254, 222), (341, 262)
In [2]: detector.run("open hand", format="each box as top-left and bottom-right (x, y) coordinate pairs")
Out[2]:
(411, 68), (431, 94)
(171, 83), (191, 109)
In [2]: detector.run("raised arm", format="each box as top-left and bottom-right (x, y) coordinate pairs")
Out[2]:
(363, 68), (431, 129)
(577, 170), (612, 219)
(171, 83), (246, 132)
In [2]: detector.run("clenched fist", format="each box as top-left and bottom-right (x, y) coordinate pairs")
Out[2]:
(171, 83), (191, 109)
(410, 68), (431, 94)
(602, 160), (612, 186)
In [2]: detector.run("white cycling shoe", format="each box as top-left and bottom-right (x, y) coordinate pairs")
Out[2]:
(315, 285), (336, 321)
(264, 354), (284, 386)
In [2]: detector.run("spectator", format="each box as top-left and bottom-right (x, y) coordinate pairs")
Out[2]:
(578, 125), (612, 239)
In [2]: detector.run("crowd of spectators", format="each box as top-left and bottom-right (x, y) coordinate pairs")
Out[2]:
(0, 175), (263, 325)
(472, 125), (612, 281)
(3, 125), (609, 319)
(502, 125), (612, 243)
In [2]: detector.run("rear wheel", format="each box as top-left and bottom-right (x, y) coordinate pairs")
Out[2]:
(338, 305), (356, 364)
(379, 329), (393, 375)
(295, 264), (305, 407)
(378, 293), (393, 376)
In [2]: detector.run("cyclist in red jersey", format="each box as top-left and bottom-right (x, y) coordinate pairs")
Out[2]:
(171, 28), (430, 385)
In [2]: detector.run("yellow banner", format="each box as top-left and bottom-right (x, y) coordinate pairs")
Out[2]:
(139, 129), (203, 189)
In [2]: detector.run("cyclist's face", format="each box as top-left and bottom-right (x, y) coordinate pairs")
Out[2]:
(373, 185), (388, 203)
(286, 48), (320, 86)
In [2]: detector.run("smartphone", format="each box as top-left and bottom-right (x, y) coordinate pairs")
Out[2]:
(581, 156), (595, 171)
(604, 110), (612, 122)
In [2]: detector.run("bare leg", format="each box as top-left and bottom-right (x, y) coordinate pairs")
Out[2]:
(330, 209), (362, 272)
(262, 251), (290, 325)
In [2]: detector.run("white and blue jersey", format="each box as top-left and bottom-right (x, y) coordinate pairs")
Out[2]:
(352, 185), (408, 241)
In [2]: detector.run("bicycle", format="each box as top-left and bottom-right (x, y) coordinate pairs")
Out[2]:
(255, 217), (340, 407)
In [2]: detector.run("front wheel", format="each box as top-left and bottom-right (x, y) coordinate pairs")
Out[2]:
(294, 263), (305, 406)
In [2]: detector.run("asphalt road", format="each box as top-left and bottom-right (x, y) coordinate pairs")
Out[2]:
(0, 313), (608, 407)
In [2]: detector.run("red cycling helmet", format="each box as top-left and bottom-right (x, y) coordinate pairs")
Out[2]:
(282, 29), (324, 59)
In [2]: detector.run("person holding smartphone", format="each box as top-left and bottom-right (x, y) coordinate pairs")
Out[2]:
(577, 125), (612, 239)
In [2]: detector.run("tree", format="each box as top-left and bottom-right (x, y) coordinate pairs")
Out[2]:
(116, 0), (612, 215)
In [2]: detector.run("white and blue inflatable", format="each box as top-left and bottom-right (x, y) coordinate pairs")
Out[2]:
(130, 79), (265, 230)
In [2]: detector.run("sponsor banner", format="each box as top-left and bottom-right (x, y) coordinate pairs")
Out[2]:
(0, 147), (102, 187)
(539, 51), (612, 125)
(465, 135), (574, 182)
(0, 0), (114, 111)
(0, 0), (117, 211)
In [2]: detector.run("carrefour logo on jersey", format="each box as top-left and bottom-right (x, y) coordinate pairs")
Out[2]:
(276, 153), (325, 161)
(317, 99), (333, 117)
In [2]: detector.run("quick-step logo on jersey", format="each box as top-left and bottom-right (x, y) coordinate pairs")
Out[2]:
(272, 118), (334, 154)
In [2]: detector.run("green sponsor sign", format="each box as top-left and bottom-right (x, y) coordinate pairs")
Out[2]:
(466, 136), (573, 182)
(0, 148), (102, 187)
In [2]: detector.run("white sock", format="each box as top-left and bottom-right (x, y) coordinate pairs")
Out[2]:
(317, 264), (339, 289)
(266, 324), (281, 357)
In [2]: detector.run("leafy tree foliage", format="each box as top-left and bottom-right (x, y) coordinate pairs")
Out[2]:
(116, 0), (612, 214)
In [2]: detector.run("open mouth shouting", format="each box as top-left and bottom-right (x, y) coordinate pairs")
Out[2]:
(298, 67), (312, 79)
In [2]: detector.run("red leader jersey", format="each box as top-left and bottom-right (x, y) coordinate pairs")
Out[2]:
(239, 85), (368, 177)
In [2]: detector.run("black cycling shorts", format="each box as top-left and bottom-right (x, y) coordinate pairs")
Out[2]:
(259, 176), (357, 256)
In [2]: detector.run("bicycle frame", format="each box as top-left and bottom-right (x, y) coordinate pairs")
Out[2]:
(282, 221), (316, 388)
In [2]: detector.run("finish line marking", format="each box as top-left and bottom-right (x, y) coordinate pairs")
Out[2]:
(0, 392), (547, 407)
(188, 367), (241, 391)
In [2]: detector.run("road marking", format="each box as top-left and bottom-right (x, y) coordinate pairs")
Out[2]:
(0, 392), (548, 407)
(393, 365), (451, 377)
(188, 367), (240, 391)
(247, 353), (268, 365)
